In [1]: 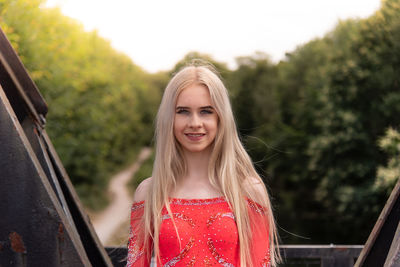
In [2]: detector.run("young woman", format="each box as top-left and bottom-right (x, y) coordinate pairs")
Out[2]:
(127, 64), (280, 267)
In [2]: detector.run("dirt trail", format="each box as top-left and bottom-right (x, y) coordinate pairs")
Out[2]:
(92, 147), (152, 245)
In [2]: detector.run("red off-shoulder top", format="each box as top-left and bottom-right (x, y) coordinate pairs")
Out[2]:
(126, 197), (270, 267)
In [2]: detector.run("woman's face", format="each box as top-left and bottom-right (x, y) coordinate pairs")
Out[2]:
(174, 84), (218, 154)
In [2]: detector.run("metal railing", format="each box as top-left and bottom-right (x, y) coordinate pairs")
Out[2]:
(280, 245), (363, 267)
(105, 245), (363, 267)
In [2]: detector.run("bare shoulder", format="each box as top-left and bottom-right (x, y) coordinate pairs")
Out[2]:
(243, 176), (267, 198)
(133, 177), (152, 203)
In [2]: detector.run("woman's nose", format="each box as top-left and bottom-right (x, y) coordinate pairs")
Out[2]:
(189, 113), (201, 128)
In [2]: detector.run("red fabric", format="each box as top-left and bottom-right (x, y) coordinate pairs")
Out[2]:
(127, 197), (270, 267)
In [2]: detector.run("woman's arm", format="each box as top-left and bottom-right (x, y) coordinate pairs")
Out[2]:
(126, 178), (153, 267)
(245, 178), (271, 266)
(248, 198), (271, 267)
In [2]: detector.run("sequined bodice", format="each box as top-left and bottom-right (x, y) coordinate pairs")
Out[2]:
(159, 197), (238, 266)
(127, 197), (270, 267)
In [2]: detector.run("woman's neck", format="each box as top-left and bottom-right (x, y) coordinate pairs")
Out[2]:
(172, 147), (221, 198)
(183, 148), (210, 182)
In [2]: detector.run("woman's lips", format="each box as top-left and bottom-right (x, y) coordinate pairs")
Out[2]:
(185, 133), (206, 141)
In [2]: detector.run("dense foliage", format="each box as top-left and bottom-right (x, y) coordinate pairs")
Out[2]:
(1, 0), (399, 243)
(0, 0), (166, 209)
(226, 0), (400, 244)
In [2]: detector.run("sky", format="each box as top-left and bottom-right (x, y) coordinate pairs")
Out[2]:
(44, 0), (382, 73)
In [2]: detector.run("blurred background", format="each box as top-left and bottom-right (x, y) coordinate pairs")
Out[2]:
(1, 0), (398, 247)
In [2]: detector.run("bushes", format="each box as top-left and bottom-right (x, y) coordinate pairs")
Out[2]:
(0, 0), (165, 210)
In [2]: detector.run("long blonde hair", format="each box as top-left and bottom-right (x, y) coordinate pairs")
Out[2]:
(142, 63), (280, 266)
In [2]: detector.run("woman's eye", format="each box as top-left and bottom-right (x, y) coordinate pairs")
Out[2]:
(200, 109), (213, 114)
(176, 109), (189, 114)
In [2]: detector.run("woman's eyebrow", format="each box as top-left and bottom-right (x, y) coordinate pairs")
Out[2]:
(201, 106), (214, 109)
(176, 106), (214, 109)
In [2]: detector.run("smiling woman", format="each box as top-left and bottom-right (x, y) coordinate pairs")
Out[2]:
(126, 62), (281, 267)
(174, 84), (218, 154)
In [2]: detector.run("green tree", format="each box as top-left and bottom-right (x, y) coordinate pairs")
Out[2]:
(1, 0), (163, 209)
(375, 127), (400, 195)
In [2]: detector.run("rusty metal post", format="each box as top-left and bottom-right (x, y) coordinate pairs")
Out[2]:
(0, 85), (91, 266)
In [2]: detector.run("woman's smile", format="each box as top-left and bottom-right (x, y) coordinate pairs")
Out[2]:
(185, 132), (206, 141)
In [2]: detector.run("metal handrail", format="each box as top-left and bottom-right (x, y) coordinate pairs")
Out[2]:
(105, 245), (364, 267)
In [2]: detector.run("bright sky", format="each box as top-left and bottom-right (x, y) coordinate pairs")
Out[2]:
(45, 0), (381, 73)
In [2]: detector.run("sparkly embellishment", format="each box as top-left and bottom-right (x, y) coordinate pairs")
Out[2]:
(127, 229), (144, 266)
(127, 202), (146, 267)
(128, 197), (268, 266)
(206, 212), (235, 228)
(204, 256), (213, 267)
(131, 202), (145, 212)
(261, 248), (271, 267)
(207, 238), (235, 267)
(162, 213), (196, 227)
(163, 237), (195, 267)
(126, 247), (143, 266)
(246, 198), (265, 213)
(186, 256), (196, 267)
(170, 196), (226, 206)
